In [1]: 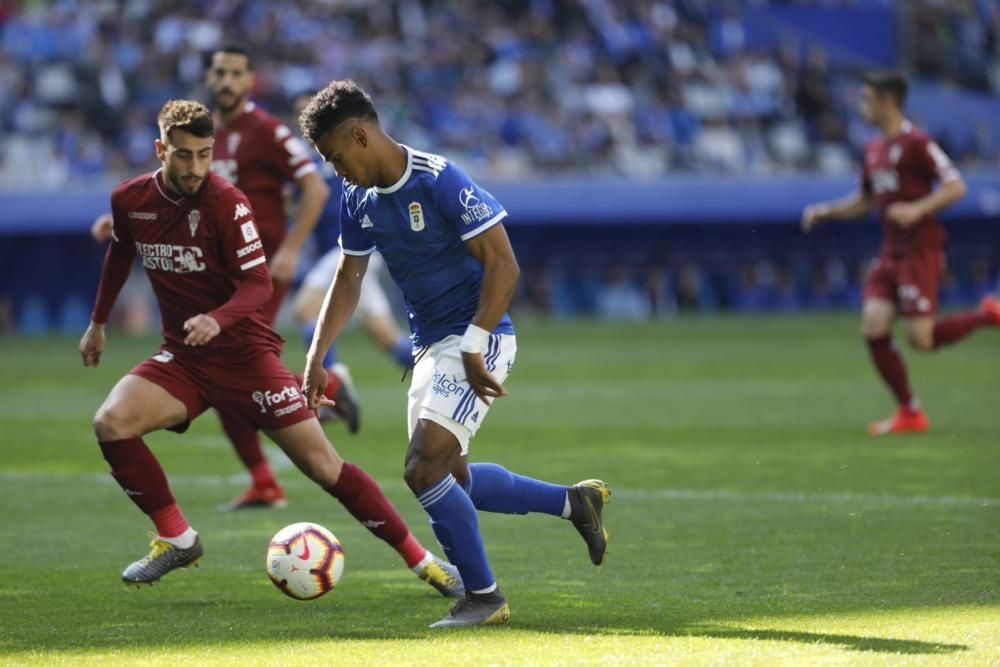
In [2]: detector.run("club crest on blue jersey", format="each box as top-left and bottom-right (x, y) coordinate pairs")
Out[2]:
(409, 202), (425, 231)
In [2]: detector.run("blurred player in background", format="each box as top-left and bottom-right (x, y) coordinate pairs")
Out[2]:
(802, 71), (1000, 435)
(299, 80), (611, 628)
(206, 43), (362, 510)
(78, 100), (462, 595)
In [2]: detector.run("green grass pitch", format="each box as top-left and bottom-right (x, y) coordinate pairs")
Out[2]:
(1, 316), (997, 665)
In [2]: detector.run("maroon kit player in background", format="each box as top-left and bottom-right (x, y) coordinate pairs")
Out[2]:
(205, 44), (362, 511)
(803, 71), (999, 435)
(78, 99), (462, 595)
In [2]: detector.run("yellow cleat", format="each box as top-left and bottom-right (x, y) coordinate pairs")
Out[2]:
(122, 532), (203, 586)
(416, 555), (465, 598)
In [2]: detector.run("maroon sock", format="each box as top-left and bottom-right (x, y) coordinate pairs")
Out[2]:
(933, 312), (989, 349)
(99, 438), (189, 536)
(219, 413), (275, 487)
(866, 336), (914, 408)
(326, 462), (426, 568)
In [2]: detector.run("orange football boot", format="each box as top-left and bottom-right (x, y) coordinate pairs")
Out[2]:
(980, 295), (1000, 326)
(868, 407), (930, 436)
(217, 482), (288, 511)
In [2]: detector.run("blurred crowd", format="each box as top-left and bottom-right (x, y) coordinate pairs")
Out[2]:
(519, 250), (998, 320)
(2, 0), (1000, 188)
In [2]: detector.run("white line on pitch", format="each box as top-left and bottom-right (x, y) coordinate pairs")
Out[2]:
(1, 469), (995, 508)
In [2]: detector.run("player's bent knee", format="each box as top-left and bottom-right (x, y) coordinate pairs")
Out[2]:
(908, 332), (934, 352)
(93, 404), (137, 441)
(861, 318), (889, 339)
(403, 457), (449, 494)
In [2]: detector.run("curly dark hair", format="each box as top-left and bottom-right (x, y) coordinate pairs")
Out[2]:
(298, 79), (379, 143)
(157, 99), (214, 140)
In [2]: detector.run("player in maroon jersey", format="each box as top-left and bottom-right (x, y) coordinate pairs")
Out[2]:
(802, 71), (1000, 435)
(89, 46), (359, 511)
(78, 100), (463, 594)
(206, 43), (362, 510)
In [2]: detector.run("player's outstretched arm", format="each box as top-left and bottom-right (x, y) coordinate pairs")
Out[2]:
(462, 224), (520, 404)
(801, 190), (874, 232)
(83, 217), (137, 366)
(304, 252), (368, 410)
(271, 171), (330, 285)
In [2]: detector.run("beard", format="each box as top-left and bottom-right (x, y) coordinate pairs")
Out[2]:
(215, 90), (245, 113)
(168, 170), (203, 196)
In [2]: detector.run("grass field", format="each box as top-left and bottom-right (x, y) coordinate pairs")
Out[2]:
(1, 315), (998, 666)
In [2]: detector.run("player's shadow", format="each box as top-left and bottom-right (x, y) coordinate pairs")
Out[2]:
(510, 619), (968, 655)
(676, 625), (967, 655)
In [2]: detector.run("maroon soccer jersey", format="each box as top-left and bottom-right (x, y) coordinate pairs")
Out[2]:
(212, 101), (317, 257)
(860, 120), (960, 256)
(93, 169), (282, 357)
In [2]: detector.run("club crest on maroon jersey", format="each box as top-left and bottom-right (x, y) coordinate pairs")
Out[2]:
(188, 209), (201, 237)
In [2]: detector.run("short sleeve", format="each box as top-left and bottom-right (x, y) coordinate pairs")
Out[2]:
(108, 189), (134, 246)
(218, 188), (267, 274)
(914, 136), (960, 184)
(271, 123), (318, 182)
(434, 162), (508, 241)
(338, 188), (375, 255)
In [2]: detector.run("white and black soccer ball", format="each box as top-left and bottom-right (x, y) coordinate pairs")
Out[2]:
(266, 522), (345, 600)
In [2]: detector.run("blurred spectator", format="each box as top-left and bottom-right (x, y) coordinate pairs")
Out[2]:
(3, 0), (1000, 188)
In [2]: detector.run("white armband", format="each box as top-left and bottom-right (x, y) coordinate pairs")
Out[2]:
(459, 324), (491, 354)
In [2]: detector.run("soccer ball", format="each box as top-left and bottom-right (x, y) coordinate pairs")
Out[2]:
(266, 522), (345, 600)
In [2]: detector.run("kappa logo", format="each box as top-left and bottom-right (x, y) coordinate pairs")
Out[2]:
(227, 132), (241, 155)
(362, 520), (386, 529)
(409, 202), (425, 232)
(128, 211), (157, 220)
(241, 221), (259, 243)
(234, 202), (251, 220)
(360, 214), (374, 229)
(188, 209), (200, 237)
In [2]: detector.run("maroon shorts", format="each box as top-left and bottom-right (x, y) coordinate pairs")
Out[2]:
(129, 347), (312, 433)
(863, 252), (944, 318)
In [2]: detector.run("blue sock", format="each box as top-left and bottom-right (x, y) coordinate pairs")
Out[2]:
(301, 322), (336, 368)
(416, 474), (495, 592)
(463, 463), (567, 517)
(390, 336), (413, 369)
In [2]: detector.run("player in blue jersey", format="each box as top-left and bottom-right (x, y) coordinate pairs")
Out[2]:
(291, 160), (414, 377)
(298, 80), (612, 628)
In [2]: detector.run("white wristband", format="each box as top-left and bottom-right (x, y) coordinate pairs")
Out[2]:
(459, 324), (491, 354)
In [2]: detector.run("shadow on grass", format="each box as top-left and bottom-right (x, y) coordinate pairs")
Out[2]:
(675, 625), (965, 655)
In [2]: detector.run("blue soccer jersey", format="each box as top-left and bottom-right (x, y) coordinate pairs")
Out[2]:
(339, 146), (515, 347)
